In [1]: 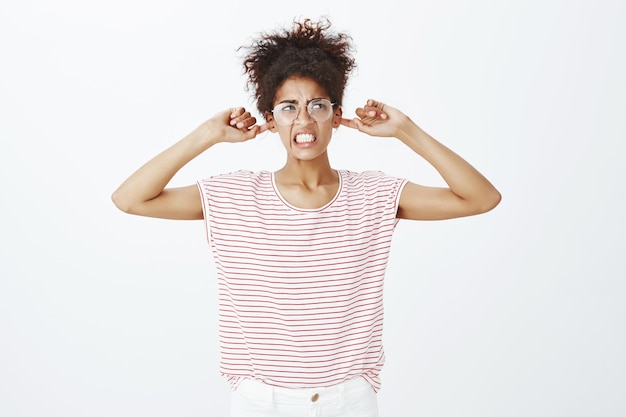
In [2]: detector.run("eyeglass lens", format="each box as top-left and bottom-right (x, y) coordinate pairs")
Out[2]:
(272, 99), (333, 125)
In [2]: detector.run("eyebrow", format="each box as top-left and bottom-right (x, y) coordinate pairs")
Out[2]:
(276, 97), (328, 105)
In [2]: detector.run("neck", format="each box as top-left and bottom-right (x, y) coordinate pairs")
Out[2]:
(277, 154), (335, 186)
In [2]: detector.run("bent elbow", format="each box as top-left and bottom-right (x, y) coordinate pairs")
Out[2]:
(111, 190), (133, 214)
(478, 189), (502, 214)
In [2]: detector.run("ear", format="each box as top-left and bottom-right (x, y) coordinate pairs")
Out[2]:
(332, 107), (343, 128)
(265, 112), (278, 132)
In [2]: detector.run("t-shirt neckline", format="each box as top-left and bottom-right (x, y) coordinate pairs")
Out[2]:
(270, 170), (343, 212)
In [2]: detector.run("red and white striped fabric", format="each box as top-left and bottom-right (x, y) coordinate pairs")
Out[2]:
(197, 170), (407, 392)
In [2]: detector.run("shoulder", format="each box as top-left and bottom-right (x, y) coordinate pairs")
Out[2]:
(199, 170), (269, 186)
(339, 169), (405, 188)
(197, 170), (272, 198)
(201, 169), (268, 181)
(339, 170), (408, 210)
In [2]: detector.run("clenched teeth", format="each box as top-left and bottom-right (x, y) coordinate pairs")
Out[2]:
(294, 133), (316, 143)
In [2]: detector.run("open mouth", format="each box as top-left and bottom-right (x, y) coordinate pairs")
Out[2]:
(294, 133), (316, 144)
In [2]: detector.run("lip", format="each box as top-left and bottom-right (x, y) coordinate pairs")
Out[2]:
(292, 131), (317, 147)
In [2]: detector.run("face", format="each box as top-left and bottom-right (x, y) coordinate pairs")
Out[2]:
(266, 77), (342, 163)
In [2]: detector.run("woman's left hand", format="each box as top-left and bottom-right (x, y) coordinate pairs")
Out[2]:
(340, 99), (411, 139)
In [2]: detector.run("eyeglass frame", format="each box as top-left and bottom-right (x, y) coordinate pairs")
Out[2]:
(270, 98), (338, 126)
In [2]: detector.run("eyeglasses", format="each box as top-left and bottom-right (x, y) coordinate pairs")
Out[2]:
(271, 98), (336, 126)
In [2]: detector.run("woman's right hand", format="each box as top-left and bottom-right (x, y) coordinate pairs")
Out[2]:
(199, 107), (269, 146)
(112, 107), (269, 220)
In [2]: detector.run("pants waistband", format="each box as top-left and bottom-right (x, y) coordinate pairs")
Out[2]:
(235, 377), (372, 406)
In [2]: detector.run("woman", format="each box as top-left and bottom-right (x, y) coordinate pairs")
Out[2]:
(112, 17), (500, 417)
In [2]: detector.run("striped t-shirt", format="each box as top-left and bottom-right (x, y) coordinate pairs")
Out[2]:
(197, 169), (407, 392)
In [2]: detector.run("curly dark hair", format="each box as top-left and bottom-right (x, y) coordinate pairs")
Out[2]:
(240, 17), (356, 118)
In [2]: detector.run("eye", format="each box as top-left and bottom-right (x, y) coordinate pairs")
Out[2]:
(310, 100), (328, 110)
(278, 104), (297, 112)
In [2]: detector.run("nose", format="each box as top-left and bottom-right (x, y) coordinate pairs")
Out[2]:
(294, 105), (313, 124)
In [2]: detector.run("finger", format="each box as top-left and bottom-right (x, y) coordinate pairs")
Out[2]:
(339, 117), (359, 129)
(229, 108), (250, 126)
(361, 101), (388, 120)
(242, 123), (268, 140)
(237, 117), (257, 130)
(361, 109), (387, 120)
(230, 112), (252, 126)
(355, 107), (377, 121)
(231, 112), (256, 129)
(355, 106), (378, 118)
(362, 99), (388, 117)
(229, 107), (245, 120)
(366, 99), (385, 110)
(256, 123), (270, 134)
(350, 118), (366, 131)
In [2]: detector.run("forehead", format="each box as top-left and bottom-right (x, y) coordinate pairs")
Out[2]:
(274, 77), (330, 103)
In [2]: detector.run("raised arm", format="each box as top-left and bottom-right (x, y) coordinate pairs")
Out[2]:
(340, 99), (501, 220)
(111, 107), (267, 220)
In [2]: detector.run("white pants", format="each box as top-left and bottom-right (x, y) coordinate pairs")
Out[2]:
(230, 377), (379, 417)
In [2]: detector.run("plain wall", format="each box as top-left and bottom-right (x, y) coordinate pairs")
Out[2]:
(1, 1), (624, 416)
